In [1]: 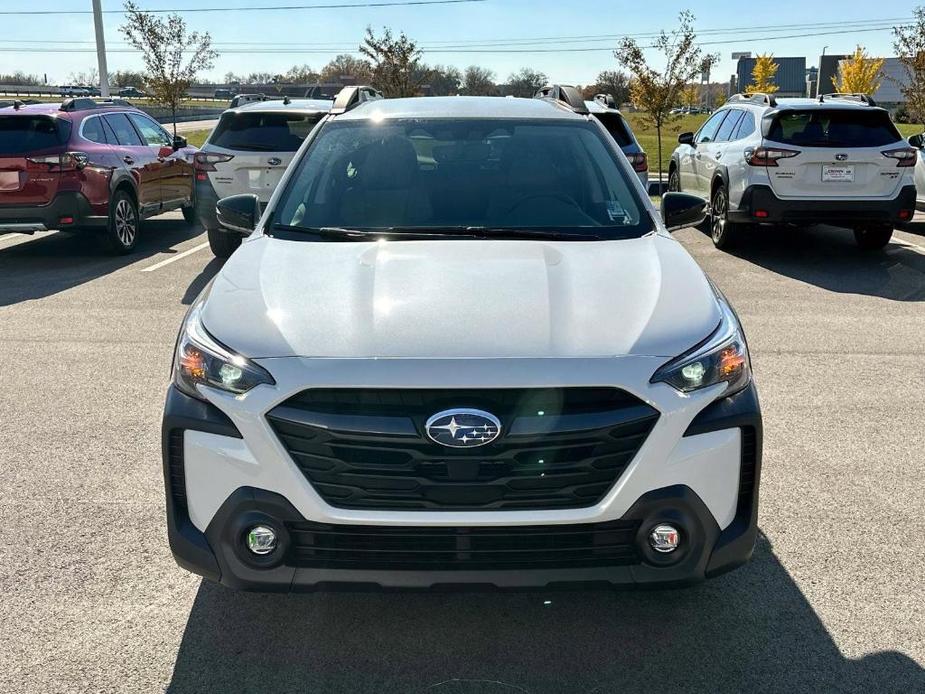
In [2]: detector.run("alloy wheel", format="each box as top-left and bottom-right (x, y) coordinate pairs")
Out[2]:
(711, 188), (726, 243)
(114, 198), (137, 247)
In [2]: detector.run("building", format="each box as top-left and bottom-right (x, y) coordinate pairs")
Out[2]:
(817, 54), (849, 97)
(735, 56), (807, 97)
(832, 57), (909, 108)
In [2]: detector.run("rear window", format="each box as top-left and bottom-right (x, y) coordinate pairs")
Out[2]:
(767, 109), (901, 148)
(591, 113), (633, 148)
(0, 116), (71, 154)
(209, 112), (323, 152)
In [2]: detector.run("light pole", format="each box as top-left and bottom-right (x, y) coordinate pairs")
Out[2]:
(92, 0), (110, 98)
(816, 46), (828, 98)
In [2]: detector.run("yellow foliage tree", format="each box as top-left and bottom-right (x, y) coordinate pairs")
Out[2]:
(834, 45), (885, 95)
(746, 54), (779, 93)
(681, 83), (700, 108)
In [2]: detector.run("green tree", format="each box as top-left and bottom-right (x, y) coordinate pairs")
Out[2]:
(746, 54), (779, 93)
(615, 11), (717, 186)
(591, 69), (631, 105)
(359, 27), (425, 97)
(893, 7), (925, 125)
(504, 67), (548, 98)
(319, 54), (373, 83)
(112, 69), (147, 89)
(283, 64), (319, 85)
(120, 1), (217, 136)
(424, 64), (462, 96)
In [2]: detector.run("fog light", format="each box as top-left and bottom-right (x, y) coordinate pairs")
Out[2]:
(649, 524), (680, 553)
(245, 525), (278, 555)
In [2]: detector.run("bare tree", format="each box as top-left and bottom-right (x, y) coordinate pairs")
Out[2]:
(319, 54), (373, 83)
(504, 67), (548, 98)
(893, 8), (925, 126)
(283, 64), (319, 85)
(359, 27), (425, 97)
(120, 0), (217, 136)
(461, 65), (497, 95)
(615, 10), (717, 185)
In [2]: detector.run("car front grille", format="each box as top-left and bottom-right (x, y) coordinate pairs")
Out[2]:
(284, 518), (642, 570)
(266, 388), (659, 511)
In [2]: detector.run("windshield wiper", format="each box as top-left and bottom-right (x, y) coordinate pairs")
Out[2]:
(460, 227), (603, 241)
(271, 224), (374, 240)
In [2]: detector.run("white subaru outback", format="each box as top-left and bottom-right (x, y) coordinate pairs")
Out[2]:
(668, 93), (917, 250)
(162, 87), (762, 591)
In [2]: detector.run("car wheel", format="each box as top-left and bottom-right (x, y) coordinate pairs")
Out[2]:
(854, 225), (893, 251)
(181, 187), (197, 225)
(667, 169), (681, 192)
(106, 190), (139, 254)
(207, 227), (241, 258)
(710, 185), (741, 250)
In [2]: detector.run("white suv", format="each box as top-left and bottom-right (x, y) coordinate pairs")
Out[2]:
(193, 97), (334, 257)
(668, 93), (917, 250)
(163, 87), (762, 591)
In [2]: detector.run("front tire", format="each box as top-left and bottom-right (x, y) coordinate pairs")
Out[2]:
(710, 184), (743, 250)
(854, 225), (893, 250)
(105, 190), (139, 254)
(207, 227), (241, 258)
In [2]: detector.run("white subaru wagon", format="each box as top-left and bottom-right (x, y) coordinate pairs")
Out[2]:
(668, 93), (917, 250)
(163, 87), (762, 591)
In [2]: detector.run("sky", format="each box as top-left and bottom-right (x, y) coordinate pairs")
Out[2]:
(0, 0), (916, 86)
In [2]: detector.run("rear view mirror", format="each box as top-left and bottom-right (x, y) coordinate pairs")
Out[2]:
(678, 132), (694, 145)
(909, 133), (924, 149)
(217, 194), (261, 234)
(661, 192), (707, 232)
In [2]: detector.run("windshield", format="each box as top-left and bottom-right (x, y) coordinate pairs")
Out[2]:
(766, 109), (901, 148)
(209, 111), (324, 152)
(273, 118), (651, 239)
(0, 116), (71, 154)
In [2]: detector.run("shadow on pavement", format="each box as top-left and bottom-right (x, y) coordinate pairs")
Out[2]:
(181, 255), (225, 305)
(166, 535), (924, 694)
(721, 225), (925, 302)
(0, 219), (203, 307)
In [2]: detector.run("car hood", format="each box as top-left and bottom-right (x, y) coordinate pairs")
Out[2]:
(201, 233), (720, 359)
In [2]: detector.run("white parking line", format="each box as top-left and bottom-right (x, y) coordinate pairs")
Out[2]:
(140, 242), (210, 272)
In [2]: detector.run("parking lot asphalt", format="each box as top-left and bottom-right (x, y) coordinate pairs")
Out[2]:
(1, 216), (923, 693)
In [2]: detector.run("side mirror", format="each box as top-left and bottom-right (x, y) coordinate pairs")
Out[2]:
(217, 194), (261, 234)
(173, 134), (187, 151)
(661, 192), (707, 232)
(678, 131), (694, 146)
(909, 133), (924, 149)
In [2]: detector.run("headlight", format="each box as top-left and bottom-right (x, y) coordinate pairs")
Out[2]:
(651, 285), (751, 396)
(172, 300), (274, 399)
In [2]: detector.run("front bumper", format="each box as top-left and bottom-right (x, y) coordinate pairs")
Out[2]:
(0, 191), (106, 234)
(728, 184), (917, 226)
(162, 376), (762, 591)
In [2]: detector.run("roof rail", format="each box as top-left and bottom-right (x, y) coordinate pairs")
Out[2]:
(727, 92), (777, 107)
(534, 84), (589, 115)
(60, 97), (133, 112)
(330, 85), (383, 115)
(593, 93), (617, 109)
(818, 92), (877, 107)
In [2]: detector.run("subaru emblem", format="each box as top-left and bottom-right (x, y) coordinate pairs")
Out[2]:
(425, 409), (502, 448)
(835, 153), (848, 161)
(268, 157), (282, 166)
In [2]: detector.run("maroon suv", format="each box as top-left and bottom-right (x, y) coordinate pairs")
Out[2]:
(0, 98), (197, 253)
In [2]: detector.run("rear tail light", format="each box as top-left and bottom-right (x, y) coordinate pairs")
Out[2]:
(898, 209), (913, 221)
(626, 152), (648, 173)
(26, 152), (89, 171)
(745, 146), (800, 167)
(194, 152), (234, 180)
(882, 147), (917, 168)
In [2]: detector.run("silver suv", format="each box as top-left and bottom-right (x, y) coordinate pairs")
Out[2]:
(668, 93), (917, 250)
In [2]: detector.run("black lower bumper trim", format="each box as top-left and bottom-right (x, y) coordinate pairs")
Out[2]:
(161, 385), (242, 582)
(0, 191), (104, 232)
(728, 184), (916, 226)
